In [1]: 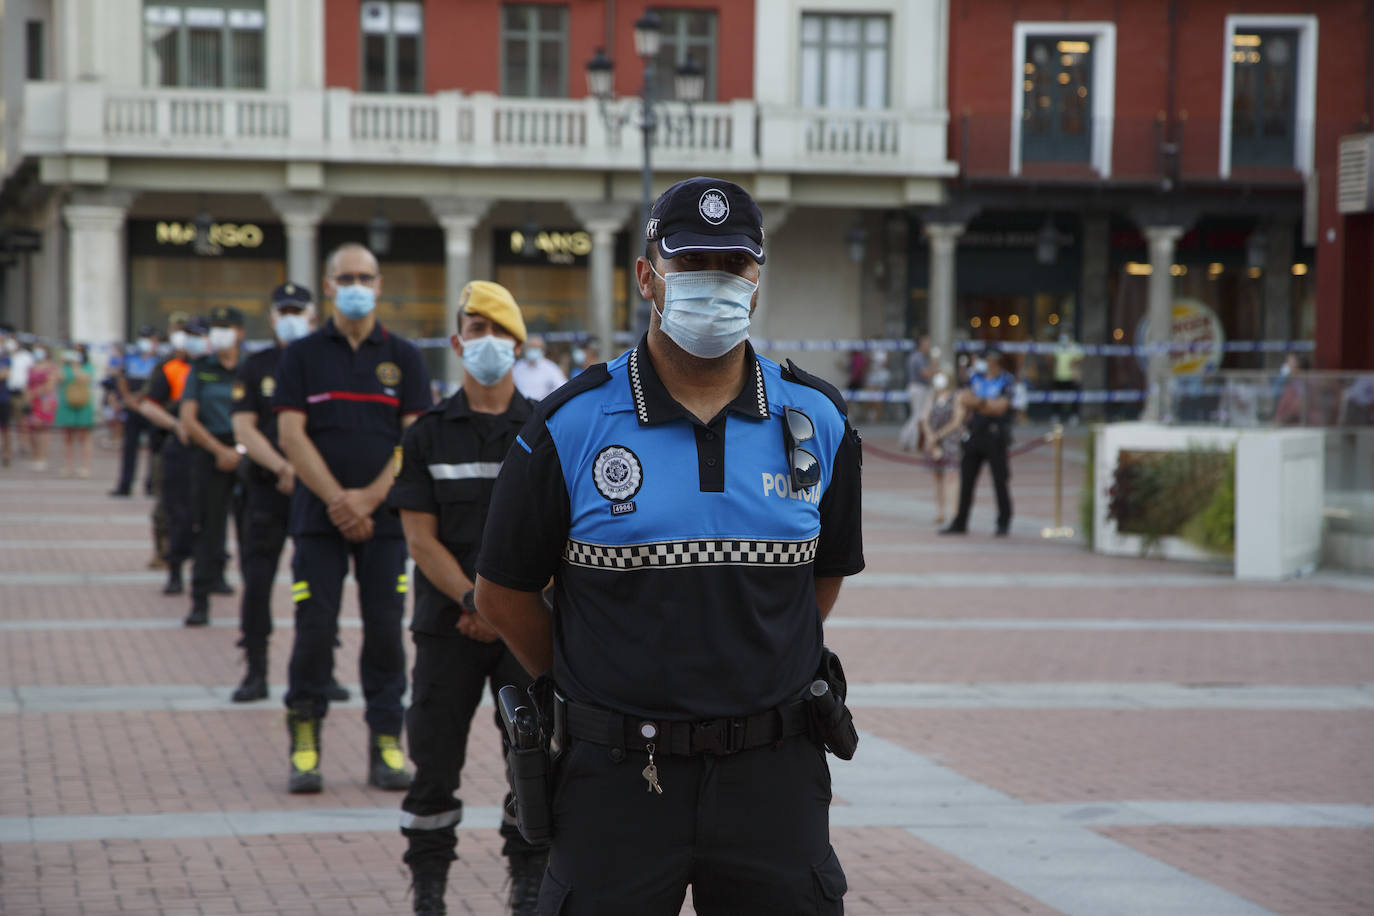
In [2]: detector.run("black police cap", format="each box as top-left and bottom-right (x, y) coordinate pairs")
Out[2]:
(209, 305), (245, 327)
(645, 177), (766, 264)
(137, 325), (158, 338)
(185, 316), (210, 335)
(271, 282), (313, 309)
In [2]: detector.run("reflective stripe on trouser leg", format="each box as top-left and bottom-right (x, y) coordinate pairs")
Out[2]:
(400, 808), (462, 831)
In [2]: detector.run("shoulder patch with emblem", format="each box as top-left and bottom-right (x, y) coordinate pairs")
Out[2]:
(231, 381), (246, 401)
(376, 361), (401, 386)
(593, 445), (642, 503)
(260, 375), (276, 398)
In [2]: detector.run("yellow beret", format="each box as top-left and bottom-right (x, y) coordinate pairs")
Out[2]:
(458, 280), (527, 343)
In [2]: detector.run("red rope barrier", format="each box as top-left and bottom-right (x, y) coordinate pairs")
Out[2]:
(864, 434), (1053, 469)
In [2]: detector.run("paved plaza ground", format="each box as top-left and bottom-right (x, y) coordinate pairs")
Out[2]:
(1, 425), (1371, 915)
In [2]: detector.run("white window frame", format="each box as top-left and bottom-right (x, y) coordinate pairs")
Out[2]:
(1219, 14), (1317, 178)
(1009, 21), (1116, 177)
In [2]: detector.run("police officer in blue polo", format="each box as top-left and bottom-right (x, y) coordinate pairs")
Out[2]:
(474, 177), (864, 915)
(941, 347), (1016, 536)
(275, 242), (431, 794)
(227, 283), (315, 701)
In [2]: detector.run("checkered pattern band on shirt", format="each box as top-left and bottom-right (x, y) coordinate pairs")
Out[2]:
(563, 536), (820, 570)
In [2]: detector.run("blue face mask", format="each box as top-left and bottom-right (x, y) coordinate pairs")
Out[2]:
(275, 313), (310, 344)
(461, 334), (516, 386)
(335, 284), (376, 320)
(184, 336), (208, 357)
(650, 264), (758, 359)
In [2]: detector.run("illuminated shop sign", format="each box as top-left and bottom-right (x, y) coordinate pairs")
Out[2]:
(496, 227), (594, 267)
(155, 221), (265, 250)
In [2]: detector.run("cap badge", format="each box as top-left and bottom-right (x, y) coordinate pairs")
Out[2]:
(593, 444), (643, 503)
(698, 189), (729, 226)
(284, 283), (295, 294)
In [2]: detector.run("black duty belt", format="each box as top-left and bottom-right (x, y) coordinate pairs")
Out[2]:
(566, 698), (810, 756)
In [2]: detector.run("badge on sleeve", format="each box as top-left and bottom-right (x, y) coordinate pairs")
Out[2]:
(231, 381), (246, 401)
(593, 445), (642, 503)
(261, 376), (276, 398)
(393, 445), (403, 478)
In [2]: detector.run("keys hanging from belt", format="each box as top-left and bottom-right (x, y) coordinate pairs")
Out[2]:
(639, 722), (663, 795)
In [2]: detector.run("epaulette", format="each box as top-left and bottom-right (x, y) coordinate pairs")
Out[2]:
(781, 359), (847, 418)
(538, 363), (612, 418)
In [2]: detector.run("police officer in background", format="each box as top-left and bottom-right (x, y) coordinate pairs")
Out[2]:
(140, 315), (208, 595)
(228, 284), (315, 701)
(109, 325), (160, 497)
(387, 281), (548, 916)
(181, 306), (247, 626)
(941, 347), (1015, 536)
(475, 177), (864, 914)
(275, 242), (431, 794)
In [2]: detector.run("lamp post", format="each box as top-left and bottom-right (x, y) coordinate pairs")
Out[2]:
(585, 11), (705, 233)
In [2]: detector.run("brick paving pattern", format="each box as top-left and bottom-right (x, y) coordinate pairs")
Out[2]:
(2, 428), (1371, 915)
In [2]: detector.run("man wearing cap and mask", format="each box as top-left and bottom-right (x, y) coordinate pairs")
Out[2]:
(141, 315), (208, 595)
(474, 178), (864, 914)
(941, 348), (1016, 536)
(275, 242), (431, 795)
(386, 280), (548, 916)
(226, 283), (316, 701)
(181, 306), (248, 626)
(109, 326), (161, 497)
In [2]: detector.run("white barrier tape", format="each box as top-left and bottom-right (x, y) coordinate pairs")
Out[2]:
(841, 388), (1145, 404)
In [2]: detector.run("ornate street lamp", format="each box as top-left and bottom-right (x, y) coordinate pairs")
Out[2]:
(368, 207), (391, 257)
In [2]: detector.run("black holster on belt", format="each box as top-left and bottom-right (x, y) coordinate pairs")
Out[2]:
(497, 677), (561, 846)
(806, 647), (859, 760)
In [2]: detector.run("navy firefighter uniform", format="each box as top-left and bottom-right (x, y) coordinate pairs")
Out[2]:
(947, 360), (1016, 534)
(477, 337), (865, 915)
(386, 387), (548, 887)
(273, 318), (430, 779)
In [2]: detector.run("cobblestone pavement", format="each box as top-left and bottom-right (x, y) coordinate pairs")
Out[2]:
(2, 426), (1371, 915)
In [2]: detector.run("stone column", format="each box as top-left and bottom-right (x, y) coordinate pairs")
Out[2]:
(428, 197), (492, 383)
(571, 201), (635, 358)
(751, 204), (792, 340)
(1261, 220), (1296, 367)
(268, 192), (333, 289)
(923, 222), (965, 370)
(1078, 214), (1110, 421)
(63, 190), (133, 346)
(1142, 225), (1185, 421)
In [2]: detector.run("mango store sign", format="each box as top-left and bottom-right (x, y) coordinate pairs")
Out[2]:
(1136, 298), (1226, 375)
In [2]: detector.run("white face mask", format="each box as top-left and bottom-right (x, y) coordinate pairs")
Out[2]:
(932, 372), (950, 390)
(974, 359), (989, 374)
(184, 335), (208, 357)
(524, 346), (544, 363)
(33, 347), (47, 361)
(208, 327), (238, 353)
(169, 331), (188, 352)
(137, 338), (155, 355)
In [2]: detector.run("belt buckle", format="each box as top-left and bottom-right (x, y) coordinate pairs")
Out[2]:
(692, 718), (743, 755)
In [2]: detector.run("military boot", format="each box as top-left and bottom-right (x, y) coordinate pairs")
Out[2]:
(162, 562), (183, 595)
(409, 867), (447, 916)
(507, 851), (548, 916)
(183, 596), (209, 627)
(367, 732), (411, 790)
(286, 704), (323, 794)
(231, 647), (268, 702)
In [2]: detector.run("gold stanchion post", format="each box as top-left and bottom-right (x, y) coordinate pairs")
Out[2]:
(1041, 423), (1076, 539)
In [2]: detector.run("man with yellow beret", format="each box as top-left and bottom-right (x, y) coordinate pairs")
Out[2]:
(385, 280), (547, 915)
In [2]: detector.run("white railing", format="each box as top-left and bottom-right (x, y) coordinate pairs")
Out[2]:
(24, 83), (956, 176)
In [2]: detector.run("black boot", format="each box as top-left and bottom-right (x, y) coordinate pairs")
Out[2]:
(410, 870), (447, 916)
(231, 647), (268, 702)
(162, 563), (183, 595)
(368, 732), (411, 790)
(507, 851), (548, 916)
(286, 703), (323, 794)
(184, 596), (209, 627)
(324, 678), (350, 702)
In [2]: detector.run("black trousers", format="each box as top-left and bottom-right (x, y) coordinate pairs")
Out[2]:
(238, 478), (289, 652)
(189, 443), (238, 601)
(115, 408), (153, 493)
(285, 533), (407, 735)
(160, 435), (194, 567)
(537, 733), (845, 915)
(401, 631), (543, 872)
(951, 430), (1012, 531)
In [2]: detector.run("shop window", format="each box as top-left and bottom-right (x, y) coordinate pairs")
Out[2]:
(653, 8), (717, 102)
(1020, 35), (1093, 164)
(361, 1), (423, 94)
(1229, 29), (1297, 168)
(502, 3), (568, 98)
(143, 2), (266, 89)
(1011, 22), (1114, 176)
(799, 13), (889, 109)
